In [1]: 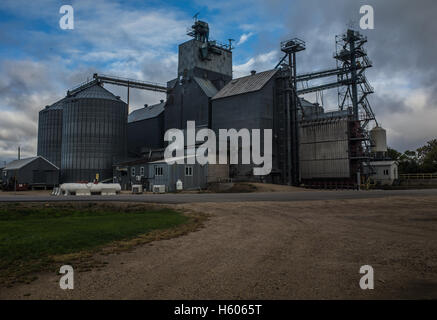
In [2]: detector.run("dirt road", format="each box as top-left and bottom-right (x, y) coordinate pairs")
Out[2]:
(1, 196), (437, 299)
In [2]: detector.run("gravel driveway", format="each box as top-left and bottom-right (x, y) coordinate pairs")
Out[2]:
(1, 195), (436, 299)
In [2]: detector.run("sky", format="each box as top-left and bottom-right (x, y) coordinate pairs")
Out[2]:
(0, 0), (436, 164)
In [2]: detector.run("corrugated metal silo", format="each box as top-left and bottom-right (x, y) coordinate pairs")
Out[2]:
(61, 84), (127, 182)
(37, 98), (65, 168)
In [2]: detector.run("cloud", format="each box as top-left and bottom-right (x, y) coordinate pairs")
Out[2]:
(1, 0), (437, 162)
(0, 0), (189, 162)
(233, 50), (279, 78)
(236, 32), (254, 45)
(257, 0), (437, 151)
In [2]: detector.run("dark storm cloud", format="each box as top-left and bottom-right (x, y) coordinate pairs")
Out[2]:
(259, 0), (437, 150)
(1, 0), (436, 162)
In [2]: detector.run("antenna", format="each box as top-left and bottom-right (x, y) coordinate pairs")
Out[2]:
(193, 12), (200, 22)
(228, 38), (235, 50)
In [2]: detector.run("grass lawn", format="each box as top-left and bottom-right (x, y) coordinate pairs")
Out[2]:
(0, 202), (199, 285)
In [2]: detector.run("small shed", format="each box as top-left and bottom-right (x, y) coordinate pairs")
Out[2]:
(113, 154), (229, 192)
(147, 156), (209, 192)
(369, 160), (398, 185)
(2, 156), (59, 190)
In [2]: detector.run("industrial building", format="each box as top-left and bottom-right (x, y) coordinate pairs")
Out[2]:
(369, 160), (398, 185)
(128, 100), (166, 155)
(1, 156), (59, 190)
(113, 154), (228, 192)
(34, 19), (390, 191)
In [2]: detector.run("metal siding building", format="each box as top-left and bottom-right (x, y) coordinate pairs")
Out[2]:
(211, 70), (277, 181)
(148, 160), (208, 192)
(37, 98), (65, 168)
(165, 76), (217, 132)
(61, 84), (127, 182)
(127, 101), (165, 155)
(2, 156), (59, 189)
(299, 116), (353, 184)
(178, 39), (232, 78)
(113, 157), (212, 192)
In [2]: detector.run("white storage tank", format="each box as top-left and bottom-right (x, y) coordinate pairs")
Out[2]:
(60, 183), (121, 196)
(370, 126), (387, 153)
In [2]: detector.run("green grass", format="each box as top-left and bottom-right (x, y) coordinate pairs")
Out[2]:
(0, 203), (192, 284)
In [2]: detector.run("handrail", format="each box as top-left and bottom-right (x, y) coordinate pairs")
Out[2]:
(399, 173), (437, 180)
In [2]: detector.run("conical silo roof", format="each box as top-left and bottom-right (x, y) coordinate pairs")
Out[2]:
(70, 83), (122, 101)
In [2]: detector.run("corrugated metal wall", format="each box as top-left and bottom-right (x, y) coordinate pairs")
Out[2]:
(37, 107), (63, 168)
(299, 118), (350, 179)
(211, 81), (276, 181)
(127, 113), (164, 154)
(61, 97), (127, 182)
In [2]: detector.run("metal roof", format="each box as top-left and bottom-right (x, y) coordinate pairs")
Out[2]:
(41, 97), (67, 112)
(4, 157), (39, 170)
(148, 154), (197, 164)
(128, 101), (165, 123)
(4, 156), (60, 170)
(69, 84), (122, 101)
(212, 69), (278, 100)
(50, 97), (67, 110)
(194, 77), (218, 97)
(300, 98), (316, 108)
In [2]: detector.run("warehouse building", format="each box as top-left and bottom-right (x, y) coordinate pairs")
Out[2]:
(1, 156), (59, 190)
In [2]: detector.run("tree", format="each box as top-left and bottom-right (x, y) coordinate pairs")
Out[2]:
(417, 139), (437, 173)
(388, 139), (437, 174)
(387, 147), (402, 160)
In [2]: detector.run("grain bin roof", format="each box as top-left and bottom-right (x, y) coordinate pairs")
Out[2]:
(50, 97), (67, 110)
(128, 101), (165, 123)
(41, 97), (67, 112)
(69, 84), (122, 101)
(212, 69), (278, 100)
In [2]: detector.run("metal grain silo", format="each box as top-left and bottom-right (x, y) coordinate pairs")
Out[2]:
(37, 98), (65, 168)
(370, 126), (387, 153)
(61, 84), (127, 182)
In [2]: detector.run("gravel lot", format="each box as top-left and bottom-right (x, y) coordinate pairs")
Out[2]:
(1, 195), (436, 299)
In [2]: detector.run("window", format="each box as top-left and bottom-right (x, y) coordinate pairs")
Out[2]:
(383, 169), (389, 176)
(185, 165), (193, 176)
(131, 167), (135, 177)
(155, 166), (163, 176)
(140, 167), (145, 176)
